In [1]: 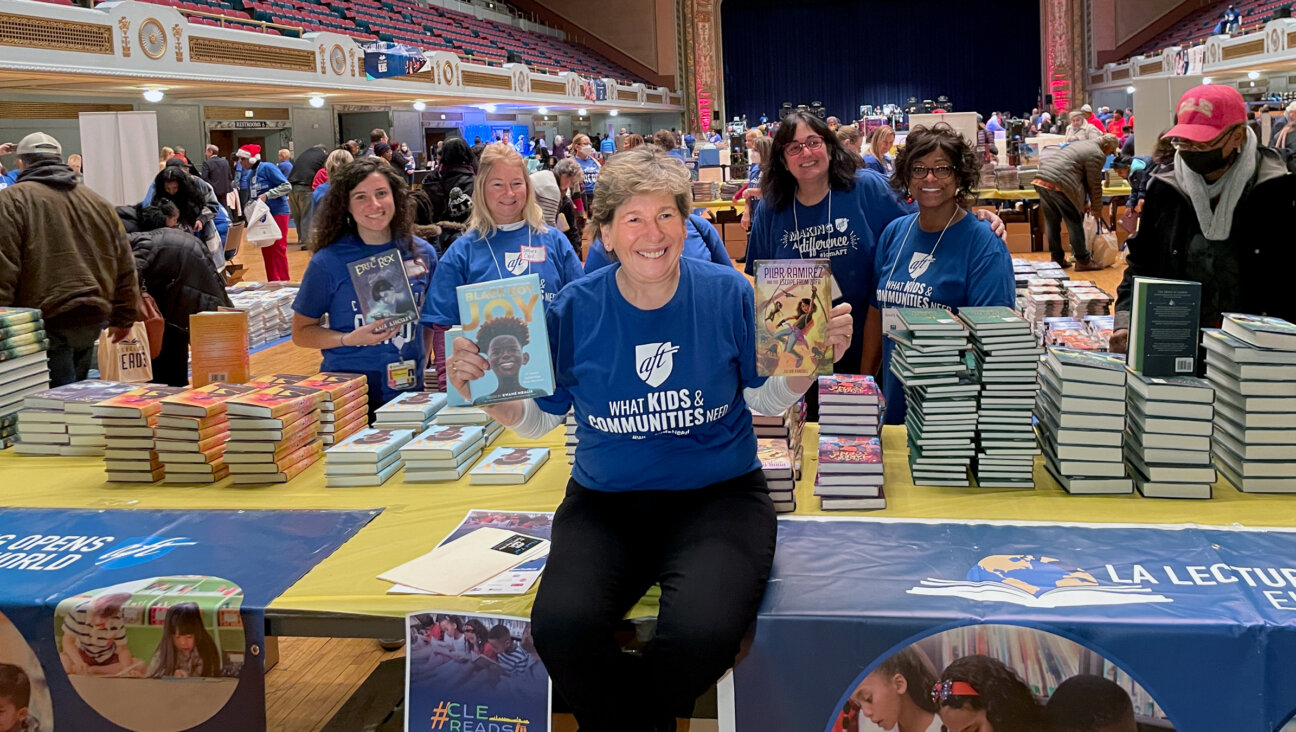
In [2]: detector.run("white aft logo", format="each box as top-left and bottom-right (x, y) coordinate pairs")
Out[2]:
(908, 252), (935, 279)
(503, 251), (528, 275)
(635, 342), (679, 388)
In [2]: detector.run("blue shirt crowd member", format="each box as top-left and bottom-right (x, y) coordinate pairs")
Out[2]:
(576, 155), (600, 197)
(312, 182), (330, 206)
(293, 234), (437, 406)
(599, 136), (615, 157)
(871, 211), (1015, 424)
(583, 214), (730, 274)
(250, 160), (290, 217)
(536, 258), (764, 493)
(746, 168), (914, 371)
(420, 223), (584, 326)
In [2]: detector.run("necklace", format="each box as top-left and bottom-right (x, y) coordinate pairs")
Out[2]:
(482, 222), (532, 279)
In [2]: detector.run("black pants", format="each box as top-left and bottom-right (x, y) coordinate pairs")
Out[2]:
(531, 469), (777, 732)
(151, 325), (191, 387)
(1035, 186), (1090, 263)
(46, 323), (101, 387)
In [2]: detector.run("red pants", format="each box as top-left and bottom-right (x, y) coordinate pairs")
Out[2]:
(260, 214), (291, 281)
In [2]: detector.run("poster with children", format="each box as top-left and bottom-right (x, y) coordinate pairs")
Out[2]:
(406, 611), (550, 732)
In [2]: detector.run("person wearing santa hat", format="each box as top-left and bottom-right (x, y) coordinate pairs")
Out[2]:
(237, 143), (291, 280)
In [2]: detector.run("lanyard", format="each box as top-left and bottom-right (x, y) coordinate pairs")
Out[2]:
(790, 188), (831, 252)
(482, 224), (532, 280)
(883, 207), (961, 307)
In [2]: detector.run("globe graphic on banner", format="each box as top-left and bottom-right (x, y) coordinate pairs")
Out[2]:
(966, 555), (1098, 597)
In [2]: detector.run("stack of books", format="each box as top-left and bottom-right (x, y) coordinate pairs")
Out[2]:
(817, 374), (882, 438)
(1037, 348), (1132, 494)
(401, 425), (486, 482)
(751, 399), (805, 449)
(1204, 315), (1296, 493)
(813, 435), (885, 510)
(959, 307), (1042, 489)
(563, 411), (577, 465)
(93, 385), (186, 482)
(227, 284), (298, 348)
(296, 373), (369, 445)
(155, 383), (257, 484)
(15, 381), (135, 456)
(1061, 281), (1113, 318)
(468, 446), (549, 485)
(224, 385), (325, 485)
(888, 309), (977, 487)
(435, 406), (504, 446)
(0, 307), (51, 442)
(758, 438), (798, 513)
(1125, 373), (1216, 499)
(324, 427), (414, 486)
(373, 392), (447, 432)
(691, 180), (719, 202)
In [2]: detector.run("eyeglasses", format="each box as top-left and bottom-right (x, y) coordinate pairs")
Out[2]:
(784, 136), (825, 157)
(910, 164), (955, 180)
(931, 680), (980, 705)
(1170, 126), (1239, 152)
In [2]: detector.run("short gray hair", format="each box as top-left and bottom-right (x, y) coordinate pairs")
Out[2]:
(589, 146), (690, 248)
(552, 158), (581, 182)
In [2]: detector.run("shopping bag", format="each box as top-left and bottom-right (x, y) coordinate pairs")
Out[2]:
(138, 290), (165, 359)
(244, 199), (280, 247)
(1088, 219), (1120, 269)
(1082, 213), (1099, 248)
(97, 322), (153, 383)
(1118, 206), (1139, 235)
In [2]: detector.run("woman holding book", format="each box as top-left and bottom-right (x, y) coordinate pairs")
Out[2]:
(420, 143), (584, 391)
(445, 146), (854, 732)
(863, 123), (1015, 426)
(291, 157), (437, 415)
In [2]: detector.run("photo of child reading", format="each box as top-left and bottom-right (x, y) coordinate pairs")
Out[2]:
(476, 316), (547, 402)
(0, 664), (41, 732)
(146, 603), (221, 679)
(59, 593), (141, 677)
(408, 614), (545, 693)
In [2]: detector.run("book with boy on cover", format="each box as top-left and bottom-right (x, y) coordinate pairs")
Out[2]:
(455, 275), (554, 406)
(754, 259), (833, 377)
(348, 248), (418, 332)
(469, 447), (550, 485)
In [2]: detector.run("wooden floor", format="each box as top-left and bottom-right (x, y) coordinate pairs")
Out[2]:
(251, 231), (1124, 731)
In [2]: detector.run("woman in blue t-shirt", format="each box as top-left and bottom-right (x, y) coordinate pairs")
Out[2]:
(445, 147), (853, 730)
(583, 212), (730, 273)
(420, 143), (584, 390)
(291, 157), (437, 415)
(865, 123), (1015, 425)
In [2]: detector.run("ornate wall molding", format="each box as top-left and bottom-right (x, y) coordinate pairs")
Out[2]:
(172, 23), (183, 62)
(117, 16), (130, 58)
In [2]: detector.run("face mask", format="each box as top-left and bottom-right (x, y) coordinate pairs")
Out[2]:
(1179, 146), (1237, 177)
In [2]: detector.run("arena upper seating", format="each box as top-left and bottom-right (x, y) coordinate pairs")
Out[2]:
(1131, 0), (1289, 57)
(40, 0), (647, 83)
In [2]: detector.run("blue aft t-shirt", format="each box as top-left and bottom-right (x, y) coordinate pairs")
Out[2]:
(312, 182), (330, 206)
(745, 169), (915, 371)
(250, 161), (290, 216)
(576, 156), (600, 195)
(871, 211), (1014, 424)
(583, 214), (730, 274)
(748, 162), (762, 186)
(420, 224), (584, 327)
(536, 258), (765, 493)
(277, 160), (294, 178)
(292, 234), (437, 406)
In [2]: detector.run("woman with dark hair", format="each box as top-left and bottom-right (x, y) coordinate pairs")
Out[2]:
(934, 654), (1042, 732)
(850, 646), (941, 732)
(143, 161), (224, 267)
(865, 123), (1014, 425)
(417, 137), (477, 254)
(292, 157), (437, 413)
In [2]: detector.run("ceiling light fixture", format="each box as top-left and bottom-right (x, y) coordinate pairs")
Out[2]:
(1125, 86), (1136, 94)
(309, 96), (325, 108)
(483, 103), (497, 113)
(1248, 71), (1261, 80)
(577, 108), (588, 116)
(142, 89), (164, 103)
(609, 109), (619, 116)
(413, 101), (427, 111)
(538, 106), (548, 115)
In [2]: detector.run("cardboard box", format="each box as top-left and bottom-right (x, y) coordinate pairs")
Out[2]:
(1005, 222), (1032, 253)
(698, 167), (724, 184)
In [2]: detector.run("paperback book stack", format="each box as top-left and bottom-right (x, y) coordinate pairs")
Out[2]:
(691, 180), (719, 202)
(1023, 286), (1065, 332)
(155, 383), (258, 484)
(813, 434), (885, 510)
(1125, 373), (1216, 499)
(0, 307), (52, 442)
(435, 406), (504, 446)
(751, 399), (806, 450)
(563, 411), (577, 465)
(1061, 281), (1114, 318)
(296, 373), (369, 445)
(224, 385), (326, 485)
(16, 381), (135, 456)
(1204, 315), (1296, 493)
(758, 438), (799, 513)
(227, 285), (298, 348)
(373, 391), (446, 432)
(325, 427), (414, 486)
(959, 307), (1042, 489)
(1037, 348), (1132, 494)
(401, 425), (486, 482)
(817, 374), (882, 438)
(888, 309), (977, 487)
(469, 447), (549, 485)
(93, 385), (186, 482)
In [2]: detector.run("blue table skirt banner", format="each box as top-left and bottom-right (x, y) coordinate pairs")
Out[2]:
(732, 517), (1296, 732)
(0, 507), (377, 731)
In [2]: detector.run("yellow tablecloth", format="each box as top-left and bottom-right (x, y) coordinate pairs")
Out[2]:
(975, 185), (1132, 201)
(1, 424), (1292, 622)
(693, 199), (746, 211)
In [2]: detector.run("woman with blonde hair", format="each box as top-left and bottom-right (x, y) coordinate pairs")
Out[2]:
(421, 142), (584, 389)
(863, 125), (896, 176)
(159, 146), (174, 171)
(311, 148), (353, 206)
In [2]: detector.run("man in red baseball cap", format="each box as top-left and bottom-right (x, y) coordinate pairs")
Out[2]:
(1111, 83), (1296, 356)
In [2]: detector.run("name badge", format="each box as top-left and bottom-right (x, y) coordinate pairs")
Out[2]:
(882, 308), (903, 335)
(403, 259), (427, 279)
(520, 245), (547, 263)
(386, 360), (416, 391)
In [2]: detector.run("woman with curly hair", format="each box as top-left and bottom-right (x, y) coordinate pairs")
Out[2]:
(863, 123), (1014, 425)
(850, 645), (942, 732)
(933, 654), (1042, 732)
(291, 156), (437, 414)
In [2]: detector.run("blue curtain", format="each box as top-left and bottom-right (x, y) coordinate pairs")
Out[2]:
(721, 0), (1043, 123)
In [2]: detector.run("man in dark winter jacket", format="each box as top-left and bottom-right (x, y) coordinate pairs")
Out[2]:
(1031, 134), (1120, 271)
(1112, 85), (1296, 353)
(0, 132), (139, 386)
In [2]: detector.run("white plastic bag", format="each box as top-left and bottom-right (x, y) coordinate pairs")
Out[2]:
(97, 323), (152, 383)
(1084, 215), (1118, 268)
(244, 199), (280, 247)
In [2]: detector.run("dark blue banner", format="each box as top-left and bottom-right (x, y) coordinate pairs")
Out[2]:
(0, 508), (377, 731)
(364, 42), (429, 80)
(733, 518), (1296, 732)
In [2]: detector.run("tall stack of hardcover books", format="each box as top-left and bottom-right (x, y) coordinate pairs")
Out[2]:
(758, 438), (798, 513)
(751, 398), (806, 450)
(15, 381), (135, 456)
(1125, 373), (1216, 499)
(888, 309), (977, 487)
(93, 385), (186, 482)
(1205, 315), (1296, 493)
(401, 425), (486, 482)
(1037, 348), (1132, 494)
(435, 406), (504, 446)
(0, 307), (51, 446)
(296, 373), (369, 446)
(325, 427), (415, 486)
(813, 374), (885, 510)
(959, 307), (1042, 489)
(816, 375), (882, 438)
(224, 385), (326, 485)
(156, 383), (256, 484)
(374, 392), (447, 432)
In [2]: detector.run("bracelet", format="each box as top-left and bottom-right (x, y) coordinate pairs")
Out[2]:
(338, 331), (347, 348)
